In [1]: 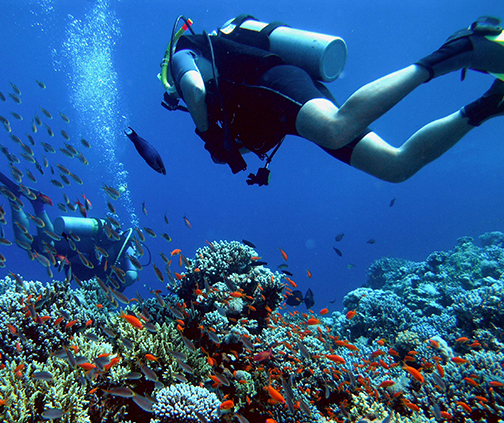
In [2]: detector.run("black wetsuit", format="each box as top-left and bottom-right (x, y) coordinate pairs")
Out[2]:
(175, 31), (370, 166)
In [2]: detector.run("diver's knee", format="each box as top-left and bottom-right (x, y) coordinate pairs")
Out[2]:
(381, 164), (417, 183)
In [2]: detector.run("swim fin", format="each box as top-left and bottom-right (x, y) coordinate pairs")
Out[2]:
(416, 16), (504, 81)
(461, 79), (504, 126)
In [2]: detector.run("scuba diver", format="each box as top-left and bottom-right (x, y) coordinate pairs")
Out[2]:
(0, 172), (139, 291)
(159, 15), (504, 185)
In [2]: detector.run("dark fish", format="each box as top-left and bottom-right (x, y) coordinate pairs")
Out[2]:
(389, 198), (396, 207)
(367, 238), (376, 244)
(242, 239), (256, 248)
(9, 93), (21, 104)
(141, 201), (147, 215)
(333, 247), (342, 257)
(286, 290), (303, 307)
(125, 127), (166, 174)
(32, 371), (53, 381)
(335, 233), (345, 242)
(132, 392), (154, 412)
(304, 288), (315, 309)
(281, 269), (293, 276)
(41, 408), (64, 420)
(249, 260), (267, 267)
(80, 138), (91, 148)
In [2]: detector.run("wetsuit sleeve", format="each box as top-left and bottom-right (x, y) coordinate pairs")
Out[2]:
(171, 50), (201, 99)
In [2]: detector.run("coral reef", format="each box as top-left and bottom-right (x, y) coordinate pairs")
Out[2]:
(1, 234), (504, 422)
(151, 384), (220, 423)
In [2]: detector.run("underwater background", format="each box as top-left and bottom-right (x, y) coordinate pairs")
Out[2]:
(0, 0), (504, 422)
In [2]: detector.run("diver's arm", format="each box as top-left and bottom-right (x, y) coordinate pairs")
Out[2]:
(179, 71), (209, 132)
(172, 50), (209, 132)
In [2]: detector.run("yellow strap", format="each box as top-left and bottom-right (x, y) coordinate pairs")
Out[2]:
(486, 32), (504, 44)
(490, 72), (504, 82)
(485, 32), (504, 81)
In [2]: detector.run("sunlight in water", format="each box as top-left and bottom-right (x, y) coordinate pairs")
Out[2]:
(61, 0), (138, 228)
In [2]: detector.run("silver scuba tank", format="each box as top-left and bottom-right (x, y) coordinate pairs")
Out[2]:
(221, 19), (347, 82)
(53, 216), (102, 238)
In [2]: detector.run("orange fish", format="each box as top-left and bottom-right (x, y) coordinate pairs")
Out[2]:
(253, 350), (273, 363)
(463, 377), (479, 387)
(489, 381), (504, 387)
(346, 310), (357, 320)
(306, 318), (320, 325)
(456, 401), (472, 413)
(428, 339), (440, 349)
(267, 385), (285, 403)
(279, 248), (288, 261)
(451, 357), (469, 365)
(378, 380), (395, 388)
(145, 354), (158, 362)
(171, 249), (182, 256)
(326, 354), (345, 364)
(119, 312), (143, 330)
(65, 320), (78, 329)
(402, 365), (424, 383)
(320, 308), (329, 315)
(219, 400), (234, 410)
(436, 362), (445, 378)
(307, 270), (312, 278)
(78, 362), (97, 371)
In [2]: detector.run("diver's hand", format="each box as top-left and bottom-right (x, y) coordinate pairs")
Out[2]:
(196, 126), (247, 173)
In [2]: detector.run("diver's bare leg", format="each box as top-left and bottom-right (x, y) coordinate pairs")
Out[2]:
(296, 65), (429, 149)
(35, 211), (55, 248)
(349, 111), (472, 182)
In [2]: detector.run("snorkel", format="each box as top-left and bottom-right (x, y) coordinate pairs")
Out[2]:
(158, 16), (194, 94)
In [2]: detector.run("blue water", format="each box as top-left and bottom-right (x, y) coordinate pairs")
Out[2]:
(0, 0), (503, 311)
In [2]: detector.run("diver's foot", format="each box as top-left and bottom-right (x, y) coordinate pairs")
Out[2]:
(0, 171), (50, 210)
(416, 16), (504, 81)
(0, 171), (22, 198)
(462, 79), (504, 126)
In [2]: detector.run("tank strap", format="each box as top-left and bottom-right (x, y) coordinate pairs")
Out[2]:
(113, 228), (133, 268)
(260, 21), (289, 37)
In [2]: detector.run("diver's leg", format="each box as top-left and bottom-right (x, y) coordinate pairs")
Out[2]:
(349, 111), (472, 182)
(9, 203), (33, 245)
(34, 210), (55, 249)
(296, 65), (430, 149)
(350, 78), (504, 182)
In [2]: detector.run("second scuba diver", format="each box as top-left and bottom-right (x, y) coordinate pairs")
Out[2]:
(0, 171), (139, 291)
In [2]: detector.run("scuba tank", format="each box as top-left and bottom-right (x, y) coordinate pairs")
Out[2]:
(54, 216), (103, 238)
(218, 16), (347, 82)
